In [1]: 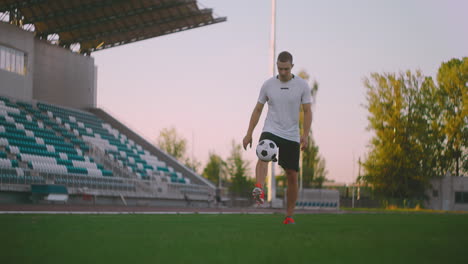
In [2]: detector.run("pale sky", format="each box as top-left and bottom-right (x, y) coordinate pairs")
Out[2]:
(92, 0), (468, 184)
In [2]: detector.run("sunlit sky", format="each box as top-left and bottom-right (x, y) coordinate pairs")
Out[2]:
(92, 0), (467, 184)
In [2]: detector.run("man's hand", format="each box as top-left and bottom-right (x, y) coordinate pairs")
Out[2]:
(243, 103), (264, 151)
(243, 134), (252, 150)
(300, 135), (308, 151)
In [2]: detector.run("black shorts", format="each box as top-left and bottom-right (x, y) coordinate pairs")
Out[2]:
(259, 132), (300, 172)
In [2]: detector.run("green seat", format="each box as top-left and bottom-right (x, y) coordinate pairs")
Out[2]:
(31, 184), (68, 194)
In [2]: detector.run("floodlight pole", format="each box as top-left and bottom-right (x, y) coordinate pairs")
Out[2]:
(270, 0), (276, 77)
(267, 0), (277, 205)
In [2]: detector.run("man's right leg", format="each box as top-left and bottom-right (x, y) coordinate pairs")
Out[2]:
(253, 159), (268, 204)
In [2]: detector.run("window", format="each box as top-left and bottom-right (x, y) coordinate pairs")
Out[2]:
(455, 192), (468, 204)
(432, 189), (438, 198)
(0, 44), (26, 75)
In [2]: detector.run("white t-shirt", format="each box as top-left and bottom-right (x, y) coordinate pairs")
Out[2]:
(257, 75), (312, 143)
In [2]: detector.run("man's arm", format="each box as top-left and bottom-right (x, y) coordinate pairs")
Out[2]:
(243, 102), (264, 150)
(301, 103), (312, 150)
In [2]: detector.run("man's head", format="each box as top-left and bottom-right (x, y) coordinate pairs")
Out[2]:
(277, 51), (294, 82)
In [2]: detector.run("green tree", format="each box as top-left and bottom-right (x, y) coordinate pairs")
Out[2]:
(225, 140), (253, 197)
(157, 127), (201, 173)
(202, 152), (226, 187)
(436, 58), (468, 176)
(297, 70), (328, 187)
(184, 157), (202, 174)
(362, 71), (441, 201)
(157, 127), (187, 160)
(312, 156), (328, 188)
(302, 136), (328, 188)
(412, 76), (447, 179)
(362, 59), (467, 204)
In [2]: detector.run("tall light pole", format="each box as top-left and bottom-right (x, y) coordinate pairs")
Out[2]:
(269, 0), (276, 76)
(267, 0), (277, 205)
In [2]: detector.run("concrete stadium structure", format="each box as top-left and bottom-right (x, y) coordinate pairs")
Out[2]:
(0, 22), (96, 109)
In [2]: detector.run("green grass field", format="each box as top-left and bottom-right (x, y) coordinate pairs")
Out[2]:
(2, 213), (468, 264)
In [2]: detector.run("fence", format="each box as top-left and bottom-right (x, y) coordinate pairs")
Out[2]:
(293, 188), (340, 210)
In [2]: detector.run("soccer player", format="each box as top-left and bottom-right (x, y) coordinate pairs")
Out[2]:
(243, 51), (312, 224)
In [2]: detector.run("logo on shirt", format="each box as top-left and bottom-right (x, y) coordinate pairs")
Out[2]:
(280, 87), (289, 90)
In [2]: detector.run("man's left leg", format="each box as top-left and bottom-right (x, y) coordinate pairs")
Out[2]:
(278, 136), (300, 224)
(285, 169), (298, 219)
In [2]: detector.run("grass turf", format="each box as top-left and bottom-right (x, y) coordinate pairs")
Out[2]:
(1, 213), (468, 264)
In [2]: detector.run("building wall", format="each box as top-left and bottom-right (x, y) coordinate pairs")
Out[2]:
(33, 39), (96, 109)
(427, 175), (468, 211)
(0, 22), (96, 109)
(0, 22), (34, 101)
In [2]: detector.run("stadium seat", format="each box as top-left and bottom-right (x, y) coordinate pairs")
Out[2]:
(1, 98), (192, 199)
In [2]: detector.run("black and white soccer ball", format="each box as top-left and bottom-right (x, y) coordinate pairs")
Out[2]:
(256, 139), (278, 162)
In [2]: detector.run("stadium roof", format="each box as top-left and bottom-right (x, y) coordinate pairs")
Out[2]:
(0, 0), (226, 54)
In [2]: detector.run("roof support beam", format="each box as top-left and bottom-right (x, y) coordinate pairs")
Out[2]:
(1, 0), (227, 54)
(89, 16), (226, 53)
(23, 0), (127, 24)
(40, 0), (197, 36)
(0, 0), (46, 12)
(62, 9), (214, 46)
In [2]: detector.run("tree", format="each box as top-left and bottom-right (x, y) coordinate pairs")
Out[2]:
(225, 140), (254, 197)
(436, 58), (468, 176)
(202, 152), (226, 187)
(184, 157), (202, 174)
(157, 127), (187, 160)
(312, 156), (328, 188)
(361, 58), (467, 205)
(157, 127), (201, 173)
(412, 76), (447, 179)
(302, 136), (328, 188)
(297, 70), (328, 187)
(362, 70), (445, 201)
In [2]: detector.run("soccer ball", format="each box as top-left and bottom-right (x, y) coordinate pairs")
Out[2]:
(256, 139), (278, 162)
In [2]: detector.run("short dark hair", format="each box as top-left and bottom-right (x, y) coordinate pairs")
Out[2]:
(277, 51), (293, 63)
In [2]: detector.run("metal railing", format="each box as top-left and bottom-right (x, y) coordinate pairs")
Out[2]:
(88, 145), (135, 178)
(0, 167), (212, 199)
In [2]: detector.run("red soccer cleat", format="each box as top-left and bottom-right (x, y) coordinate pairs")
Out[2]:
(283, 216), (295, 224)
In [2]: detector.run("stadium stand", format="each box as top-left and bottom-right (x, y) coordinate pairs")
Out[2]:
(0, 0), (224, 207)
(0, 96), (213, 204)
